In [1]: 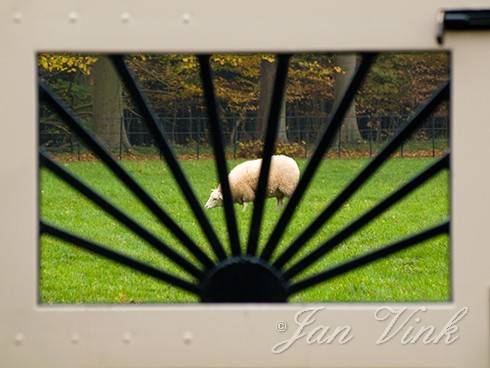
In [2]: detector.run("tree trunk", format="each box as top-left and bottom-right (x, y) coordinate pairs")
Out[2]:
(92, 56), (129, 151)
(278, 99), (287, 143)
(256, 59), (288, 143)
(230, 110), (246, 143)
(72, 73), (93, 119)
(334, 54), (362, 145)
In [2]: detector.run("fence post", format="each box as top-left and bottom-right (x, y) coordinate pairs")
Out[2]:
(446, 117), (449, 142)
(119, 116), (123, 160)
(70, 136), (75, 157)
(368, 126), (373, 157)
(431, 118), (436, 157)
(197, 118), (200, 160)
(400, 142), (404, 157)
(159, 119), (163, 161)
(337, 126), (341, 158)
(304, 141), (307, 159)
(233, 128), (237, 160)
(77, 142), (81, 161)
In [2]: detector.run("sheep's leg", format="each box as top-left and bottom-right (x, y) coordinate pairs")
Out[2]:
(240, 186), (255, 212)
(275, 197), (284, 211)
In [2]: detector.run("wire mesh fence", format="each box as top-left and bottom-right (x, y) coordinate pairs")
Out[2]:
(39, 114), (449, 160)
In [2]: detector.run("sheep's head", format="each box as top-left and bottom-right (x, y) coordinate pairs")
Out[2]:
(205, 188), (223, 209)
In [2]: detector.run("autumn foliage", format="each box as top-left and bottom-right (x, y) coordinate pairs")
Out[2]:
(38, 52), (448, 118)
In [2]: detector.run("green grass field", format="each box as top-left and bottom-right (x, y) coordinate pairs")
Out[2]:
(40, 157), (449, 304)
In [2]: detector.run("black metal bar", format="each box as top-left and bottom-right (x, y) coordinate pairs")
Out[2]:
(261, 54), (375, 261)
(444, 9), (490, 29)
(110, 55), (226, 262)
(198, 55), (240, 257)
(38, 82), (208, 266)
(437, 9), (490, 44)
(41, 221), (200, 295)
(246, 54), (291, 256)
(288, 221), (449, 295)
(274, 82), (449, 269)
(40, 151), (211, 276)
(281, 153), (449, 278)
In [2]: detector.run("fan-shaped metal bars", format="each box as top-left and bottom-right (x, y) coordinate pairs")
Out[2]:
(39, 53), (450, 302)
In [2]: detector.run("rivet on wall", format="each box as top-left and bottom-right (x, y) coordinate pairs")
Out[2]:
(68, 12), (79, 24)
(12, 12), (23, 24)
(14, 333), (24, 346)
(71, 333), (80, 344)
(181, 13), (191, 25)
(123, 332), (132, 344)
(121, 12), (131, 23)
(182, 331), (194, 345)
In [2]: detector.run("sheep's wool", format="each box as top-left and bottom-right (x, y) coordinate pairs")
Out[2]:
(222, 155), (300, 205)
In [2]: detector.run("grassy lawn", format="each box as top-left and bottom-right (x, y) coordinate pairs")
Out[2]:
(40, 157), (449, 304)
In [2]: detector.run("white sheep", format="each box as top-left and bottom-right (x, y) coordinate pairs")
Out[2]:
(205, 155), (300, 211)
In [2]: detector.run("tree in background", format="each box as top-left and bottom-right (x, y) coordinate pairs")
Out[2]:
(126, 54), (338, 140)
(358, 52), (449, 116)
(38, 52), (449, 150)
(39, 54), (131, 152)
(92, 56), (130, 151)
(38, 54), (96, 149)
(357, 52), (449, 141)
(334, 54), (362, 145)
(256, 57), (287, 142)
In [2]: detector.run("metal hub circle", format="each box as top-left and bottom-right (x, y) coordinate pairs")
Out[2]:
(200, 256), (288, 302)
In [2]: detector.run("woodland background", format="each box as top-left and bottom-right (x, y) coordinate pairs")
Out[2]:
(38, 53), (449, 159)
